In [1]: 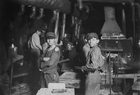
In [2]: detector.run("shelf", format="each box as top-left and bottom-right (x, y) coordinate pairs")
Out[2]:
(13, 73), (29, 78)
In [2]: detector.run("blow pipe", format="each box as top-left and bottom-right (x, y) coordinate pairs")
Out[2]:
(77, 0), (83, 10)
(37, 8), (44, 19)
(30, 6), (36, 18)
(18, 5), (25, 16)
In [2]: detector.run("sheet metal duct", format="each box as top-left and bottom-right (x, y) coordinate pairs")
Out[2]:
(30, 6), (36, 18)
(82, 0), (134, 3)
(18, 5), (25, 16)
(101, 6), (122, 34)
(14, 0), (71, 14)
(37, 8), (44, 19)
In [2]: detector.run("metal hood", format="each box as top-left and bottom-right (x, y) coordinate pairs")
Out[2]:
(101, 6), (122, 34)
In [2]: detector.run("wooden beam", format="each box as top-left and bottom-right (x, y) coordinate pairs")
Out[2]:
(111, 73), (140, 82)
(82, 0), (134, 3)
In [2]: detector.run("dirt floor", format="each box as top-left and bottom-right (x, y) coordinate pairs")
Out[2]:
(0, 70), (136, 95)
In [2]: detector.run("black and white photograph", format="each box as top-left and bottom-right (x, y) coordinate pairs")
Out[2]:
(0, 0), (140, 95)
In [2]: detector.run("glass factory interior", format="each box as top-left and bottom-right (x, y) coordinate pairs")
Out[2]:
(0, 0), (140, 95)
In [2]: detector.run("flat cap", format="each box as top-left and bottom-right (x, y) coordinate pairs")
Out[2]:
(86, 32), (99, 40)
(46, 32), (56, 39)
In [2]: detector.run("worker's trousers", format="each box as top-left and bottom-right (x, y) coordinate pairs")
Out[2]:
(85, 70), (101, 95)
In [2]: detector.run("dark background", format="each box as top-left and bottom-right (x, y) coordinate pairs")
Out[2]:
(0, 0), (139, 48)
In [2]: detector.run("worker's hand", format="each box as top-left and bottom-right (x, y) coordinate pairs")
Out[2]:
(43, 57), (50, 61)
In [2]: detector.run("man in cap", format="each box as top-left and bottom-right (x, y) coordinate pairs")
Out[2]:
(61, 42), (78, 72)
(28, 28), (43, 54)
(40, 24), (47, 45)
(39, 32), (61, 88)
(27, 28), (43, 94)
(81, 32), (105, 95)
(82, 34), (90, 64)
(40, 23), (49, 53)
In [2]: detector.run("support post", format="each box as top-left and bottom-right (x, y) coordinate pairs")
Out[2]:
(54, 11), (60, 44)
(122, 3), (126, 35)
(62, 13), (66, 40)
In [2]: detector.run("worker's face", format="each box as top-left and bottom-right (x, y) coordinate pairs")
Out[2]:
(88, 37), (99, 47)
(37, 30), (42, 35)
(47, 38), (55, 46)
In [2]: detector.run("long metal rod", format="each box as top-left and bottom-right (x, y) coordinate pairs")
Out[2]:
(9, 60), (13, 95)
(108, 51), (112, 95)
(54, 11), (60, 35)
(62, 13), (66, 39)
(54, 11), (60, 44)
(132, 3), (136, 44)
(122, 3), (126, 35)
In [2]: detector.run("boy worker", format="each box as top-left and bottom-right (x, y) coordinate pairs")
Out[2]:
(40, 32), (61, 88)
(81, 32), (105, 95)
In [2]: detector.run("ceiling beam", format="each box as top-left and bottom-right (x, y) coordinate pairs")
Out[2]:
(82, 0), (134, 3)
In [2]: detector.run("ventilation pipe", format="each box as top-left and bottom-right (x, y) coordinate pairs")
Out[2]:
(18, 5), (25, 16)
(54, 10), (60, 35)
(122, 3), (126, 35)
(30, 6), (36, 18)
(54, 11), (60, 44)
(50, 10), (57, 23)
(72, 4), (89, 18)
(62, 13), (66, 39)
(101, 6), (122, 35)
(37, 8), (44, 19)
(14, 0), (71, 14)
(77, 0), (83, 10)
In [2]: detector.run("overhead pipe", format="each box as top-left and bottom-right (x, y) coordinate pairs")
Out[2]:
(14, 0), (71, 14)
(41, 0), (53, 9)
(135, 3), (140, 22)
(54, 11), (60, 35)
(135, 3), (140, 44)
(77, 0), (83, 10)
(37, 8), (44, 19)
(84, 5), (89, 13)
(18, 5), (25, 16)
(72, 4), (89, 18)
(132, 3), (136, 44)
(54, 11), (60, 44)
(50, 10), (58, 23)
(122, 3), (126, 35)
(80, 4), (89, 21)
(62, 13), (66, 39)
(30, 6), (36, 18)
(82, 0), (134, 3)
(45, 0), (59, 10)
(25, 0), (44, 6)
